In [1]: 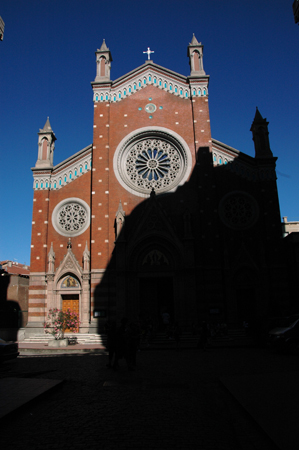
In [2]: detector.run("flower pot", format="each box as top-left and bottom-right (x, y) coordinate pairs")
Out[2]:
(48, 338), (69, 348)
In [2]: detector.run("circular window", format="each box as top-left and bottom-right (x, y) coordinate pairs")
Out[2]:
(113, 127), (192, 196)
(145, 103), (156, 113)
(218, 192), (259, 230)
(52, 198), (90, 237)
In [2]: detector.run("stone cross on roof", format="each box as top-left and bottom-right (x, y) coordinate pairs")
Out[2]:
(143, 47), (154, 60)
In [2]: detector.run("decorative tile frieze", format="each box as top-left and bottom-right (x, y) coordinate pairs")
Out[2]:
(93, 68), (208, 103)
(33, 150), (92, 191)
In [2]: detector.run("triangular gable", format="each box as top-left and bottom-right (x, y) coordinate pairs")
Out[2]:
(92, 61), (209, 103)
(54, 243), (83, 285)
(124, 191), (183, 255)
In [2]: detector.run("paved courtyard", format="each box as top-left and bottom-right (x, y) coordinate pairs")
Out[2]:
(1, 347), (298, 450)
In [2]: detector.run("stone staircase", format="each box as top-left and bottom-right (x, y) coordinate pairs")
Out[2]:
(140, 328), (252, 349)
(20, 328), (253, 350)
(21, 333), (107, 346)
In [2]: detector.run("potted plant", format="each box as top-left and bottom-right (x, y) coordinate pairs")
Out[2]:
(44, 308), (80, 347)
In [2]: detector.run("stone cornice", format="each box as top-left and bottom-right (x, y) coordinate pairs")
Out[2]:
(32, 145), (92, 191)
(91, 61), (209, 103)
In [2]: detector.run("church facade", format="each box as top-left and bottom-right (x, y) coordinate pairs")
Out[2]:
(27, 36), (288, 337)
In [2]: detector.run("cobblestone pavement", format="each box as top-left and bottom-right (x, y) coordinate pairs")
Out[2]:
(1, 347), (297, 450)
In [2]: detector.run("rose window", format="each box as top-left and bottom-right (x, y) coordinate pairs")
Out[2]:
(219, 192), (259, 230)
(58, 203), (87, 232)
(52, 198), (90, 237)
(123, 138), (185, 194)
(114, 129), (192, 197)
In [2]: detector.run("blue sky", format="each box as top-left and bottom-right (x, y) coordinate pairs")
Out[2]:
(1, 0), (298, 265)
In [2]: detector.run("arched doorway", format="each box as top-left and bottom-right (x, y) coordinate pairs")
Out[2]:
(59, 275), (81, 323)
(139, 276), (174, 328)
(135, 248), (176, 327)
(234, 268), (258, 327)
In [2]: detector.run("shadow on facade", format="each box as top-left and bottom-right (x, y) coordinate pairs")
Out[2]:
(0, 272), (22, 340)
(94, 146), (289, 337)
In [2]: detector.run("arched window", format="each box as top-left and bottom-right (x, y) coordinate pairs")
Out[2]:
(192, 50), (200, 72)
(100, 56), (106, 77)
(41, 138), (48, 160)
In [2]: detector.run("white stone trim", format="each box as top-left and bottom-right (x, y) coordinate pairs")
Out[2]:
(93, 68), (208, 103)
(52, 197), (91, 237)
(33, 153), (92, 191)
(113, 126), (193, 198)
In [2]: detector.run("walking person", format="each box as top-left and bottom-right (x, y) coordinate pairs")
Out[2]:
(105, 320), (117, 368)
(113, 317), (128, 370)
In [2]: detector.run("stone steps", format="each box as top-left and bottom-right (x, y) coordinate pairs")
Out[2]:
(22, 333), (107, 345)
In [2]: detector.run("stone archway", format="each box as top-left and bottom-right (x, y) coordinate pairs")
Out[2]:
(139, 275), (174, 329)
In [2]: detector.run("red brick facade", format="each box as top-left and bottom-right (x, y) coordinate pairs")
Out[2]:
(27, 37), (288, 337)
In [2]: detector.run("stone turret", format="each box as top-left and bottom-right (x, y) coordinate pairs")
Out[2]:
(187, 34), (205, 76)
(94, 39), (112, 82)
(251, 108), (273, 158)
(35, 117), (56, 168)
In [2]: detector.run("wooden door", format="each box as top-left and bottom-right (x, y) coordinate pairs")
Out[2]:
(62, 295), (79, 332)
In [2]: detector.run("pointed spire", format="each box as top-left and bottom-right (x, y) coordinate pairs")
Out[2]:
(83, 241), (90, 271)
(99, 39), (109, 52)
(190, 33), (200, 45)
(150, 187), (156, 198)
(94, 39), (112, 82)
(253, 107), (264, 122)
(116, 199), (125, 216)
(115, 200), (126, 240)
(48, 243), (55, 273)
(187, 35), (205, 76)
(35, 117), (56, 169)
(250, 108), (273, 158)
(40, 117), (53, 133)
